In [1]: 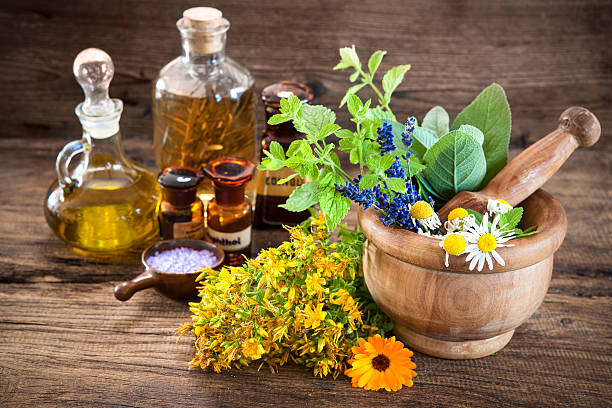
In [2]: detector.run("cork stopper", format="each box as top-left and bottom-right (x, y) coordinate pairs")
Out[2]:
(179, 7), (229, 55)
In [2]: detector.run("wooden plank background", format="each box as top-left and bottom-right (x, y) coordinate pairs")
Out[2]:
(0, 0), (611, 406)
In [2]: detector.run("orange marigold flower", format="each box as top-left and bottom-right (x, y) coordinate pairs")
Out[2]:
(344, 334), (417, 391)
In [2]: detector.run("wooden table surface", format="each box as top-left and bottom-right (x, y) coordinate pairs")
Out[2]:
(1, 0), (611, 406)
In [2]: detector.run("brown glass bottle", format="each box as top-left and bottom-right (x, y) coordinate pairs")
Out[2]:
(203, 156), (254, 266)
(158, 167), (205, 240)
(254, 81), (314, 229)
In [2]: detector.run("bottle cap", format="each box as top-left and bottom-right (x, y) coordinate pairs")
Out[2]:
(203, 156), (254, 206)
(261, 81), (314, 108)
(73, 48), (123, 139)
(158, 167), (203, 207)
(178, 7), (230, 54)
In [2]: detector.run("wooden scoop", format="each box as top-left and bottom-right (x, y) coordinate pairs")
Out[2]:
(438, 107), (601, 222)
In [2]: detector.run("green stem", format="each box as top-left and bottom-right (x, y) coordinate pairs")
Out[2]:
(359, 69), (393, 116)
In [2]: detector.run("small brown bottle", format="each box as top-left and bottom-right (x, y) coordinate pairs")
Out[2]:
(203, 156), (255, 266)
(254, 81), (314, 228)
(158, 167), (205, 240)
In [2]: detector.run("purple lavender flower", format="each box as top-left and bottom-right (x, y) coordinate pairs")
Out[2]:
(376, 122), (396, 155)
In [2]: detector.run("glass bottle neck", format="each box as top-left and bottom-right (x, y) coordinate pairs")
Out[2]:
(85, 130), (128, 165)
(181, 35), (226, 66)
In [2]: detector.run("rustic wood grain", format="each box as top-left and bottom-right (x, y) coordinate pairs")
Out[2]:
(0, 0), (611, 406)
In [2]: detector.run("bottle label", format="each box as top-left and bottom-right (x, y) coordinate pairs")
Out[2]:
(256, 167), (304, 197)
(173, 219), (205, 240)
(207, 226), (251, 251)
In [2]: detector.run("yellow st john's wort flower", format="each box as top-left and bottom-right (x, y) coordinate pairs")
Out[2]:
(408, 200), (441, 231)
(242, 338), (265, 360)
(305, 273), (326, 296)
(303, 304), (327, 329)
(345, 334), (417, 391)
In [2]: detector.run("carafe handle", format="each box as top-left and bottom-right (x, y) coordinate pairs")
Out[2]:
(56, 138), (89, 194)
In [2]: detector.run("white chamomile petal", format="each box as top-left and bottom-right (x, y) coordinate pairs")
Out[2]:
(485, 253), (493, 270)
(477, 254), (486, 271)
(491, 250), (505, 266)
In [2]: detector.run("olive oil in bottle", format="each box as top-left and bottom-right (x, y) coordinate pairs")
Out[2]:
(44, 48), (160, 259)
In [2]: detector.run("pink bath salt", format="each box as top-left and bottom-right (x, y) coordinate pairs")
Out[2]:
(146, 247), (218, 273)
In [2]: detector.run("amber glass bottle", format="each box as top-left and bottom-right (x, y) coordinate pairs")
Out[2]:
(158, 167), (205, 240)
(203, 156), (254, 266)
(254, 81), (314, 229)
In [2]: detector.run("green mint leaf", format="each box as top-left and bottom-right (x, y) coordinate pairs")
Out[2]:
(368, 50), (387, 75)
(286, 139), (306, 157)
(386, 177), (407, 193)
(422, 106), (450, 137)
(329, 152), (341, 168)
(498, 207), (523, 230)
(340, 83), (367, 108)
(349, 149), (360, 164)
(422, 130), (486, 200)
(333, 60), (352, 70)
(302, 104), (337, 137)
(458, 124), (484, 145)
(450, 83), (511, 187)
(349, 71), (360, 82)
(268, 113), (290, 125)
(279, 181), (320, 212)
(269, 141), (285, 160)
(317, 124), (341, 141)
(320, 189), (351, 231)
(338, 45), (361, 70)
(346, 94), (364, 119)
(276, 173), (298, 185)
(336, 129), (354, 139)
(379, 154), (395, 171)
(265, 158), (285, 171)
(359, 173), (379, 190)
(382, 64), (411, 97)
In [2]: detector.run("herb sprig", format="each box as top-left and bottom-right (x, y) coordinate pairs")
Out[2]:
(260, 46), (419, 230)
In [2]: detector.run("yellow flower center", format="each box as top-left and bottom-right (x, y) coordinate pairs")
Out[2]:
(410, 201), (434, 220)
(447, 208), (468, 221)
(498, 199), (510, 205)
(443, 234), (467, 255)
(477, 233), (497, 253)
(371, 354), (391, 371)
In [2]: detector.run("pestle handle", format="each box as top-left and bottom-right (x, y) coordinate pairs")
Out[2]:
(480, 107), (600, 205)
(114, 271), (157, 301)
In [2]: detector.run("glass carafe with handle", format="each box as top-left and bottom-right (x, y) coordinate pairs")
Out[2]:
(44, 48), (160, 259)
(153, 7), (257, 205)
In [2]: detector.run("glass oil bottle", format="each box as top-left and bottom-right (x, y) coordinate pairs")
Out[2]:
(203, 156), (254, 266)
(153, 7), (257, 205)
(44, 49), (160, 259)
(158, 167), (205, 240)
(254, 81), (314, 228)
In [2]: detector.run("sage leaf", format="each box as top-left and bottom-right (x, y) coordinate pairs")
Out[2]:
(458, 124), (484, 145)
(451, 83), (511, 187)
(280, 181), (320, 212)
(411, 127), (438, 159)
(423, 130), (487, 200)
(422, 106), (450, 137)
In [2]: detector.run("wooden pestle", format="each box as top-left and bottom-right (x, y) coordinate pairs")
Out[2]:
(437, 107), (601, 222)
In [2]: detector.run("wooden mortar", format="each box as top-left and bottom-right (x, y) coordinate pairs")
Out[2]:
(358, 106), (600, 359)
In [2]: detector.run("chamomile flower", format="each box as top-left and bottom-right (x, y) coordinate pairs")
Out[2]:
(462, 213), (516, 271)
(408, 200), (441, 231)
(438, 233), (468, 267)
(487, 199), (513, 215)
(444, 207), (476, 233)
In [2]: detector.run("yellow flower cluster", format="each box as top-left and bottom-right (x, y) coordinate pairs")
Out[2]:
(180, 213), (391, 378)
